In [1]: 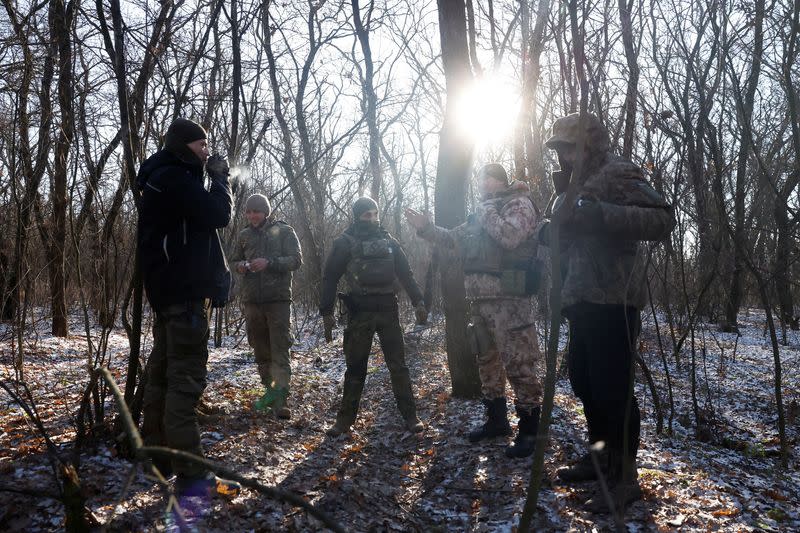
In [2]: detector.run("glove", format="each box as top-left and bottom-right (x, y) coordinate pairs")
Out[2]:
(206, 154), (230, 181)
(414, 302), (428, 325)
(322, 314), (335, 342)
(568, 196), (604, 231)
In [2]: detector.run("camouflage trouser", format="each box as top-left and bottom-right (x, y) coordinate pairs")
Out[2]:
(244, 302), (293, 390)
(141, 300), (210, 479)
(471, 297), (543, 410)
(336, 304), (417, 424)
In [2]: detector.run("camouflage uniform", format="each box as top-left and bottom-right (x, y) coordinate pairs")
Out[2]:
(542, 112), (675, 509)
(416, 178), (543, 456)
(231, 217), (302, 394)
(320, 211), (425, 434)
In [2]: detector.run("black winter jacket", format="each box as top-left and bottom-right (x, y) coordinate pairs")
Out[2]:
(136, 149), (233, 311)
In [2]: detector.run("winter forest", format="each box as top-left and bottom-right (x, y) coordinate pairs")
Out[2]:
(1, 0), (799, 530)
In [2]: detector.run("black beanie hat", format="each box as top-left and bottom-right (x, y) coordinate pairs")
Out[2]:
(352, 196), (379, 220)
(164, 118), (207, 166)
(166, 118), (207, 144)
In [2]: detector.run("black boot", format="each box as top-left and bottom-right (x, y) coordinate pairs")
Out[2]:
(557, 448), (608, 482)
(585, 450), (642, 513)
(468, 397), (512, 443)
(505, 405), (540, 458)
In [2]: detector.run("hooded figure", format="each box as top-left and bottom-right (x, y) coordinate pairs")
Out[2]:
(540, 112), (675, 512)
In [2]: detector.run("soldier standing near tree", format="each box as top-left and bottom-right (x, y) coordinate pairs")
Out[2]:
(320, 197), (429, 437)
(405, 163), (544, 459)
(539, 112), (675, 512)
(230, 193), (302, 419)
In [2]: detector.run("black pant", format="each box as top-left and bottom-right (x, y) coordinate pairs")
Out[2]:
(566, 303), (641, 457)
(336, 297), (417, 424)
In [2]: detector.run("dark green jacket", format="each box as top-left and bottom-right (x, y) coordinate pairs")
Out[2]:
(231, 219), (302, 303)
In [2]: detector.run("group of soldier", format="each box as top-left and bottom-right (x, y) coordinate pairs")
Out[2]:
(135, 114), (675, 512)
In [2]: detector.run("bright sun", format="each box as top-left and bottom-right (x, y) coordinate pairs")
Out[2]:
(453, 77), (520, 146)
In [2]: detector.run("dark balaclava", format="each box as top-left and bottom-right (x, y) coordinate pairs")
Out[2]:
(245, 193), (272, 217)
(164, 118), (207, 167)
(352, 196), (380, 233)
(352, 196), (379, 220)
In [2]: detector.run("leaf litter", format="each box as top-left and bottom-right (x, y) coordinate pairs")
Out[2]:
(0, 307), (798, 531)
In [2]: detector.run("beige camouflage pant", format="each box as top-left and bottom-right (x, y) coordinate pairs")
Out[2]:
(471, 298), (542, 409)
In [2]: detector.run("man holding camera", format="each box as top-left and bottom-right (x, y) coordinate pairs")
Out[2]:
(137, 117), (239, 498)
(230, 193), (302, 419)
(320, 197), (428, 437)
(405, 164), (543, 459)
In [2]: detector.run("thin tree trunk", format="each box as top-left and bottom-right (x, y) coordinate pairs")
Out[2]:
(352, 0), (384, 203)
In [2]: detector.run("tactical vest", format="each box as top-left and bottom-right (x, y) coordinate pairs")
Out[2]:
(462, 195), (541, 296)
(343, 233), (396, 295)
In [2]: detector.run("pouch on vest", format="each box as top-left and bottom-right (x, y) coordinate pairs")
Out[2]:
(467, 315), (493, 356)
(346, 236), (396, 290)
(500, 258), (543, 296)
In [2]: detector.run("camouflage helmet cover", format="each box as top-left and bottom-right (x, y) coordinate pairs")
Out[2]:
(477, 163), (509, 184)
(545, 112), (610, 153)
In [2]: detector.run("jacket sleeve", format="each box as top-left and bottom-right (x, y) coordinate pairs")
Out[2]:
(229, 231), (245, 264)
(268, 226), (303, 272)
(173, 173), (233, 229)
(599, 202), (676, 241)
(319, 237), (350, 315)
(391, 239), (424, 306)
(477, 196), (537, 250)
(416, 221), (466, 258)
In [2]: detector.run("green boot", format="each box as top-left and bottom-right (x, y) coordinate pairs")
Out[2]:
(271, 387), (291, 419)
(254, 385), (279, 412)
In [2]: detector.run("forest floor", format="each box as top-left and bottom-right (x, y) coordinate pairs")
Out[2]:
(0, 307), (799, 532)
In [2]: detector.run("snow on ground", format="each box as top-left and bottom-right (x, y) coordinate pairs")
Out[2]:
(0, 307), (798, 531)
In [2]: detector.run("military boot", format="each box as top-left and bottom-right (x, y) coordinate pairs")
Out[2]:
(175, 472), (242, 500)
(468, 397), (512, 443)
(405, 415), (424, 433)
(270, 387), (291, 419)
(557, 448), (608, 482)
(585, 451), (641, 513)
(326, 417), (353, 437)
(505, 405), (540, 458)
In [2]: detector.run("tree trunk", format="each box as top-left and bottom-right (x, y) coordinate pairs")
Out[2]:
(352, 0), (384, 203)
(435, 0), (480, 398)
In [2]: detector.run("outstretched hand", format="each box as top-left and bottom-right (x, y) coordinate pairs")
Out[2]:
(403, 207), (431, 231)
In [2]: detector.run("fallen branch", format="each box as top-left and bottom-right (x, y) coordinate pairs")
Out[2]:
(98, 367), (347, 533)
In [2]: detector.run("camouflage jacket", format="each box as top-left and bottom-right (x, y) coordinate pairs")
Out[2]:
(543, 154), (675, 311)
(417, 181), (538, 300)
(231, 218), (302, 303)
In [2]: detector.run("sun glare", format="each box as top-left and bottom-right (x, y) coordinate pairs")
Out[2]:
(453, 77), (520, 146)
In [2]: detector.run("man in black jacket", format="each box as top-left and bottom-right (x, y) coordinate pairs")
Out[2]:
(320, 197), (428, 437)
(137, 117), (239, 498)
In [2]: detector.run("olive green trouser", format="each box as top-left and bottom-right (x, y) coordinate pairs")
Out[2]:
(243, 301), (293, 390)
(336, 304), (417, 424)
(141, 300), (210, 479)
